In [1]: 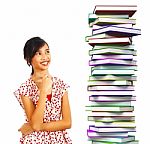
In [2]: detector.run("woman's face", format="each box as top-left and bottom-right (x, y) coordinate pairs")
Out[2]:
(31, 44), (51, 72)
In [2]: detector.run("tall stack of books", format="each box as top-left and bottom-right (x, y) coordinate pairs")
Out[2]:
(85, 5), (141, 144)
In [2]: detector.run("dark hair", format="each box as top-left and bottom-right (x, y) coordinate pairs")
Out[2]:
(23, 37), (49, 75)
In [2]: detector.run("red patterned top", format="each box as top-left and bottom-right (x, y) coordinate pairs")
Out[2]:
(14, 76), (72, 144)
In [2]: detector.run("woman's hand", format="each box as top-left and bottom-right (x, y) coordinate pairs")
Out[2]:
(18, 123), (34, 136)
(39, 75), (53, 94)
(34, 74), (53, 95)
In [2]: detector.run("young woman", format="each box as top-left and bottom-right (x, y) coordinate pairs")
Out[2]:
(14, 37), (72, 144)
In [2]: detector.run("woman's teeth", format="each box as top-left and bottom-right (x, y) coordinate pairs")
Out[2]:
(41, 61), (48, 66)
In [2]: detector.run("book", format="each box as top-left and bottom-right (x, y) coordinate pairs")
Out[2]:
(89, 59), (136, 66)
(91, 139), (138, 144)
(91, 54), (134, 60)
(89, 13), (130, 24)
(88, 37), (132, 46)
(86, 111), (135, 116)
(89, 95), (136, 102)
(87, 129), (129, 137)
(88, 80), (132, 86)
(85, 33), (113, 41)
(93, 44), (135, 50)
(92, 24), (133, 30)
(88, 90), (134, 96)
(89, 75), (137, 81)
(94, 121), (135, 127)
(86, 101), (131, 107)
(91, 69), (135, 76)
(89, 48), (136, 55)
(86, 111), (135, 117)
(92, 25), (141, 37)
(91, 65), (137, 71)
(93, 5), (137, 17)
(88, 116), (135, 122)
(89, 125), (136, 133)
(89, 17), (136, 27)
(88, 85), (134, 91)
(85, 106), (134, 112)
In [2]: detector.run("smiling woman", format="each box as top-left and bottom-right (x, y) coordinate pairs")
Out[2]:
(14, 37), (72, 144)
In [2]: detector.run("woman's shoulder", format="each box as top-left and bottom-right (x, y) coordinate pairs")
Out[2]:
(14, 77), (36, 95)
(52, 76), (70, 89)
(19, 77), (34, 88)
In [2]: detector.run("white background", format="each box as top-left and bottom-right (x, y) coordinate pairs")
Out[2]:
(0, 0), (148, 143)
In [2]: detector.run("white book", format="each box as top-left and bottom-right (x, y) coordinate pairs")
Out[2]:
(89, 48), (136, 55)
(91, 69), (135, 75)
(92, 25), (141, 36)
(88, 37), (132, 46)
(86, 106), (134, 112)
(89, 96), (136, 101)
(86, 111), (135, 117)
(89, 125), (136, 132)
(91, 54), (134, 60)
(89, 17), (136, 27)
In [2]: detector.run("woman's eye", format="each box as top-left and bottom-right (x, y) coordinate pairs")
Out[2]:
(46, 50), (50, 54)
(35, 52), (41, 55)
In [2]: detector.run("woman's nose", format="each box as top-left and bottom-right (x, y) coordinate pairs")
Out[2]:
(41, 53), (47, 60)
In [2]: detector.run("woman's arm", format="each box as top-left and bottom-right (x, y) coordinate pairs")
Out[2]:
(39, 91), (72, 131)
(20, 87), (71, 134)
(21, 90), (47, 130)
(21, 75), (50, 131)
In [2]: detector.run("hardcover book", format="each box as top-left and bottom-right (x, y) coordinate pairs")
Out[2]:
(92, 25), (141, 36)
(93, 5), (137, 17)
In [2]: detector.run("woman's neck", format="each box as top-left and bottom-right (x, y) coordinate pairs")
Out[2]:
(32, 70), (50, 79)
